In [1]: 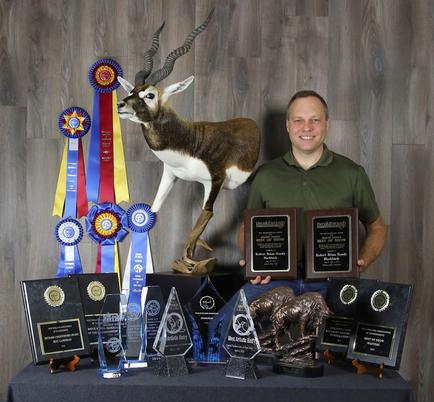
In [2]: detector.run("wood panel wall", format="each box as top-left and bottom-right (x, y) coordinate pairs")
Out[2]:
(0, 0), (432, 400)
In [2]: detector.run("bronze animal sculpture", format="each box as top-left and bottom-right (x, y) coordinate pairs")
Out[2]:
(249, 287), (295, 332)
(270, 292), (331, 351)
(117, 10), (261, 274)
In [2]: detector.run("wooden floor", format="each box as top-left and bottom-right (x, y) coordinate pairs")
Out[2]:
(0, 0), (433, 400)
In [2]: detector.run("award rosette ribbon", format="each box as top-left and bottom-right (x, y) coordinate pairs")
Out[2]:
(53, 107), (90, 218)
(86, 202), (128, 278)
(87, 59), (129, 204)
(122, 203), (155, 310)
(55, 218), (84, 277)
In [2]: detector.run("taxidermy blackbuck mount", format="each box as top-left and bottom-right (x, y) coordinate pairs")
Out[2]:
(117, 10), (260, 274)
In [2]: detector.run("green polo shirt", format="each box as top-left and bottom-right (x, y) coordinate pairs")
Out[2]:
(247, 145), (380, 261)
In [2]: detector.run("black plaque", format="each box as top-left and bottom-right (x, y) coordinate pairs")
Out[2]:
(316, 277), (362, 353)
(305, 208), (358, 280)
(244, 208), (297, 279)
(21, 277), (90, 364)
(346, 280), (412, 369)
(72, 273), (120, 350)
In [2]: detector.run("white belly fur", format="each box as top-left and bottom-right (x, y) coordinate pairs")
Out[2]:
(152, 149), (252, 188)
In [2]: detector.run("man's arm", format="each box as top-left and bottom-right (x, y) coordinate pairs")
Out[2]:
(357, 216), (387, 272)
(238, 221), (271, 284)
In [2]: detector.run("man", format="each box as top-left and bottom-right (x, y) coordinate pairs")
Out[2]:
(208, 90), (386, 354)
(239, 90), (386, 300)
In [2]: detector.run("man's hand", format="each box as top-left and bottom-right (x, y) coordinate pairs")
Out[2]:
(357, 258), (367, 273)
(239, 259), (271, 284)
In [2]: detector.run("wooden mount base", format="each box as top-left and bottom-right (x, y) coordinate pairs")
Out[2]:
(352, 359), (384, 379)
(49, 355), (80, 374)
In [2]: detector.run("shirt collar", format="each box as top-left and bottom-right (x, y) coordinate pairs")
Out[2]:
(283, 144), (334, 169)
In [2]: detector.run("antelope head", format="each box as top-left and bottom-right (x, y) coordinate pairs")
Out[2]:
(117, 10), (214, 125)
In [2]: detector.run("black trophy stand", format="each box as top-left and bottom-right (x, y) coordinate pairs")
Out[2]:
(224, 357), (259, 380)
(154, 355), (191, 376)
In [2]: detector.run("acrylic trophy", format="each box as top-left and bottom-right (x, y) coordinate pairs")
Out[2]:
(123, 298), (147, 369)
(223, 289), (261, 379)
(153, 287), (193, 376)
(184, 276), (226, 362)
(97, 294), (128, 378)
(141, 286), (165, 364)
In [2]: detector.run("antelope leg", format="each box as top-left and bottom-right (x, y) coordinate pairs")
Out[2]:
(183, 209), (213, 259)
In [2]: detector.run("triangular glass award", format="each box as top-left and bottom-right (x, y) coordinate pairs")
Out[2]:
(153, 287), (193, 376)
(184, 276), (226, 362)
(97, 293), (128, 378)
(223, 289), (261, 379)
(140, 286), (165, 364)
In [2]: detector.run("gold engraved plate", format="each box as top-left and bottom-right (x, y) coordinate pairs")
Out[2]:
(44, 286), (65, 307)
(87, 281), (106, 301)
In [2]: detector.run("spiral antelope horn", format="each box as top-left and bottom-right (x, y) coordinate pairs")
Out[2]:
(135, 22), (166, 86)
(147, 8), (215, 86)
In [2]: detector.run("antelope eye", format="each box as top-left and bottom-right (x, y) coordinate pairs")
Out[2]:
(145, 93), (155, 100)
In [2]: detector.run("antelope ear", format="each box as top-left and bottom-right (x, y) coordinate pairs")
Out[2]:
(118, 77), (135, 93)
(161, 76), (194, 103)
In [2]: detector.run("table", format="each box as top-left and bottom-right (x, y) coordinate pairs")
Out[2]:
(7, 359), (412, 402)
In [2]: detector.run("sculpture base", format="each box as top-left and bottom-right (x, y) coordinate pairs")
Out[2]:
(154, 355), (191, 377)
(273, 358), (324, 377)
(223, 357), (260, 380)
(171, 257), (217, 274)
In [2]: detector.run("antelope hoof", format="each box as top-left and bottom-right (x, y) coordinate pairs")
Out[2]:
(171, 257), (217, 275)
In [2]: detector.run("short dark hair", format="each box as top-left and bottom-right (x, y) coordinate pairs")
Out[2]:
(287, 90), (329, 120)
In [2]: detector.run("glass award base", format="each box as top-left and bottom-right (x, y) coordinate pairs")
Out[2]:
(123, 361), (148, 369)
(154, 355), (191, 376)
(97, 368), (124, 379)
(223, 357), (259, 380)
(272, 358), (324, 377)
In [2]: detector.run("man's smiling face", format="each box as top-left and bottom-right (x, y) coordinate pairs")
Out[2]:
(286, 96), (329, 156)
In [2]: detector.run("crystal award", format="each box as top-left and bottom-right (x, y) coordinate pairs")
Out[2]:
(140, 286), (165, 364)
(153, 287), (193, 376)
(184, 276), (226, 362)
(123, 298), (147, 369)
(223, 289), (261, 379)
(97, 293), (128, 378)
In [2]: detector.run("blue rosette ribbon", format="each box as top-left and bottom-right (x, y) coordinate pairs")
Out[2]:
(55, 218), (84, 277)
(86, 202), (128, 277)
(53, 107), (90, 218)
(122, 204), (155, 311)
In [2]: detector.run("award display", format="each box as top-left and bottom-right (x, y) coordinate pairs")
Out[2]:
(141, 286), (165, 363)
(52, 107), (90, 218)
(223, 289), (261, 379)
(316, 277), (362, 354)
(244, 208), (297, 279)
(184, 276), (226, 362)
(73, 273), (120, 353)
(153, 287), (193, 376)
(305, 208), (358, 279)
(55, 218), (84, 277)
(86, 202), (128, 276)
(97, 293), (128, 378)
(21, 277), (90, 364)
(87, 59), (129, 204)
(346, 280), (413, 369)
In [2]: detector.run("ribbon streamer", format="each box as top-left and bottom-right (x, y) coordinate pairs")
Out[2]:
(122, 204), (155, 307)
(53, 107), (90, 218)
(86, 202), (128, 282)
(87, 59), (129, 204)
(55, 218), (84, 277)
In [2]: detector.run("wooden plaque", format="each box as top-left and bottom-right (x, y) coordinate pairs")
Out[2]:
(244, 208), (297, 279)
(305, 208), (358, 280)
